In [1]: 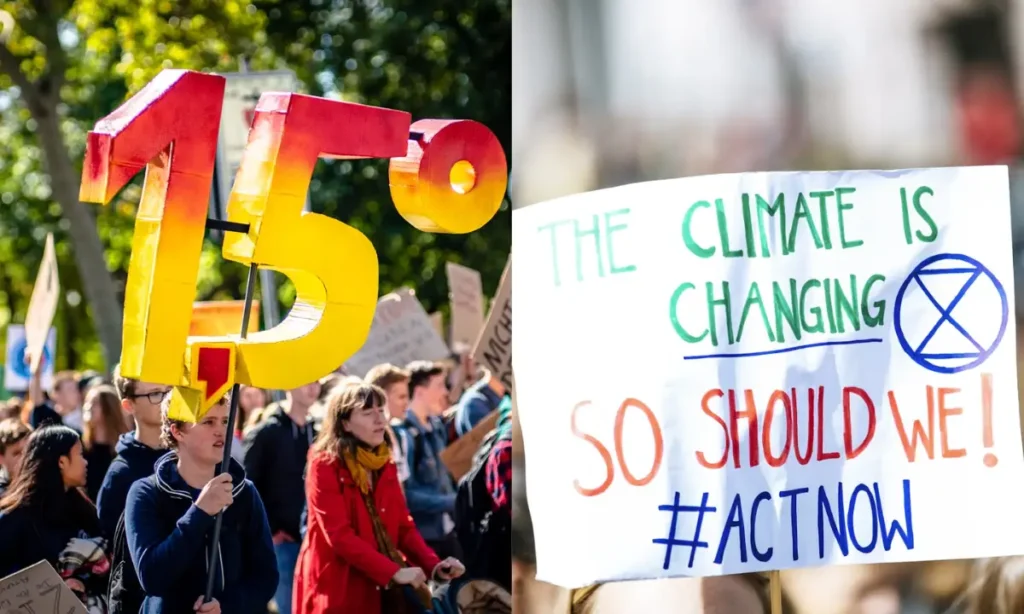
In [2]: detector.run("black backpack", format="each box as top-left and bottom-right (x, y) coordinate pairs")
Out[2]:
(107, 509), (144, 614)
(453, 429), (510, 591)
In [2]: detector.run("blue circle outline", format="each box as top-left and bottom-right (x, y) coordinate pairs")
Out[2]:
(893, 253), (1008, 374)
(9, 337), (51, 379)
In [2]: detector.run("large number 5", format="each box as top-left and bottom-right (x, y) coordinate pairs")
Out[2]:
(81, 69), (506, 420)
(220, 93), (408, 390)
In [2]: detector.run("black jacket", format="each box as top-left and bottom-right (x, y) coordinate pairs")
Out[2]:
(96, 432), (168, 540)
(125, 453), (277, 613)
(241, 407), (314, 540)
(0, 493), (102, 578)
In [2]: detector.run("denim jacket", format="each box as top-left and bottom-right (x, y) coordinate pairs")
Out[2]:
(396, 410), (456, 541)
(454, 379), (504, 437)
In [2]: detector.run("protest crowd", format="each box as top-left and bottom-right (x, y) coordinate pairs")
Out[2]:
(0, 338), (513, 613)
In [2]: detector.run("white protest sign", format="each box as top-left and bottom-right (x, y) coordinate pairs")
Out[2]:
(343, 288), (451, 377)
(25, 233), (59, 374)
(512, 167), (1024, 588)
(4, 325), (57, 392)
(446, 262), (485, 353)
(0, 560), (88, 614)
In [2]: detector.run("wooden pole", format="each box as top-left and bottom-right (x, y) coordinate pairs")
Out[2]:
(769, 570), (783, 614)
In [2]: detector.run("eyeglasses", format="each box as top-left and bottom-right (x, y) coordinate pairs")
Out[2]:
(131, 389), (170, 405)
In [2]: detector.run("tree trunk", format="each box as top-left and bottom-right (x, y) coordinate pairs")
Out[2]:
(33, 103), (123, 372)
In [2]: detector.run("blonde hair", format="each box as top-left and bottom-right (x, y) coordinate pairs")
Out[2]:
(963, 557), (1024, 614)
(365, 364), (410, 391)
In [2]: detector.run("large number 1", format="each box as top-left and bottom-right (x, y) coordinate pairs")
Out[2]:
(80, 69), (506, 420)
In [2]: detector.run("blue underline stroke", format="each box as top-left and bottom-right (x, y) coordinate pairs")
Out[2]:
(918, 267), (978, 275)
(683, 337), (884, 360)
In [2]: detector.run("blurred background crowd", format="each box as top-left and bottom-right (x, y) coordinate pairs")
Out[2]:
(512, 0), (1024, 612)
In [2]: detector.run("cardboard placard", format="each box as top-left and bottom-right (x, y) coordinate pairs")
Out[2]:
(440, 409), (500, 482)
(343, 289), (451, 377)
(0, 560), (88, 614)
(429, 312), (445, 341)
(24, 233), (59, 374)
(189, 300), (261, 337)
(446, 262), (485, 353)
(512, 166), (1024, 587)
(471, 258), (512, 390)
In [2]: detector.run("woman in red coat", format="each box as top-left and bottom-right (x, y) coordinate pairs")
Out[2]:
(294, 382), (465, 614)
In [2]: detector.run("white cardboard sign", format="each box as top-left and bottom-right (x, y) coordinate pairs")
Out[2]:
(343, 288), (451, 377)
(512, 167), (1024, 587)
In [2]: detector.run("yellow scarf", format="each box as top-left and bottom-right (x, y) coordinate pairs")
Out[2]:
(342, 443), (391, 494)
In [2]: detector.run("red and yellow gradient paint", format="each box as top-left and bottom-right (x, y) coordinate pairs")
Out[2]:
(80, 69), (223, 389)
(221, 93), (410, 394)
(389, 119), (508, 234)
(81, 69), (507, 422)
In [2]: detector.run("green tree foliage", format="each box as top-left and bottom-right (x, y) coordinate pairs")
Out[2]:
(255, 0), (512, 312)
(0, 0), (510, 374)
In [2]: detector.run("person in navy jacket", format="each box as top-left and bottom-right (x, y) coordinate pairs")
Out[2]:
(125, 395), (277, 613)
(96, 368), (171, 540)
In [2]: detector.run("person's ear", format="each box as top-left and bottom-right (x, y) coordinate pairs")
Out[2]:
(121, 398), (135, 414)
(58, 455), (69, 473)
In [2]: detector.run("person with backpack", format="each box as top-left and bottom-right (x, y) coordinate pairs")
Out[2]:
(96, 365), (170, 540)
(394, 361), (462, 561)
(123, 395), (277, 613)
(455, 394), (512, 591)
(294, 382), (463, 614)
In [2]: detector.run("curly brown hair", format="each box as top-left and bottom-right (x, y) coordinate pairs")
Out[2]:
(311, 383), (387, 460)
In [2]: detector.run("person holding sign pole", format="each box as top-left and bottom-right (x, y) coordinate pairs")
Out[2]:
(25, 363), (83, 432)
(294, 383), (464, 614)
(124, 395), (277, 613)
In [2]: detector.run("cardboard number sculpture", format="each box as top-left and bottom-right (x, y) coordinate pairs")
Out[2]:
(81, 69), (507, 421)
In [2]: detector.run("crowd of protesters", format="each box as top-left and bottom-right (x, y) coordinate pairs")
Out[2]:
(0, 352), (512, 613)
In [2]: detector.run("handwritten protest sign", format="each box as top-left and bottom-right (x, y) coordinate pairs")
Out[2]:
(430, 312), (445, 341)
(343, 289), (451, 377)
(0, 560), (88, 614)
(24, 233), (59, 375)
(512, 167), (1024, 588)
(446, 262), (485, 352)
(472, 258), (511, 390)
